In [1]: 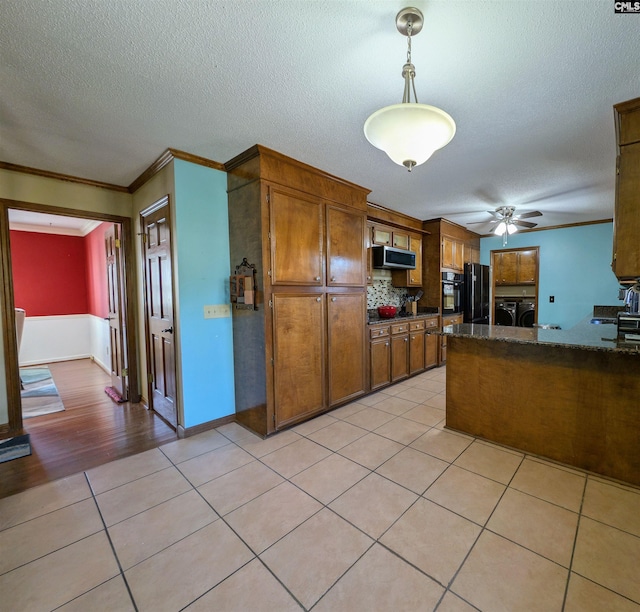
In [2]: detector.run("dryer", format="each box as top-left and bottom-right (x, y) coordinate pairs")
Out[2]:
(495, 302), (517, 326)
(517, 302), (536, 327)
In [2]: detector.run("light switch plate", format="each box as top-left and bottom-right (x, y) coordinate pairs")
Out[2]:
(204, 304), (231, 319)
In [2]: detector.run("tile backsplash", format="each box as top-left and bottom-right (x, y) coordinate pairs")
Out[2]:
(366, 270), (408, 309)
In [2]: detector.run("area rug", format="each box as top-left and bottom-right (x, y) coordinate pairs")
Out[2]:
(0, 434), (31, 463)
(20, 367), (65, 418)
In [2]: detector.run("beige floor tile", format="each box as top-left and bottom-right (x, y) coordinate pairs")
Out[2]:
(86, 448), (172, 495)
(0, 473), (91, 531)
(0, 531), (119, 612)
(423, 393), (447, 410)
(260, 437), (331, 478)
(159, 429), (231, 464)
(197, 461), (284, 516)
(376, 447), (448, 494)
(381, 498), (481, 586)
(487, 488), (579, 567)
(96, 466), (192, 526)
(371, 394), (418, 416)
(109, 489), (217, 570)
(261, 508), (372, 608)
(510, 457), (586, 512)
(402, 404), (446, 426)
(225, 481), (322, 554)
(328, 401), (368, 419)
(314, 543), (444, 612)
(409, 378), (446, 394)
(178, 444), (255, 487)
(451, 530), (568, 612)
(216, 421), (260, 442)
(329, 473), (417, 539)
(424, 465), (506, 525)
(410, 428), (473, 462)
(454, 441), (523, 484)
(290, 453), (369, 504)
(565, 572), (640, 612)
(393, 386), (433, 404)
(291, 412), (338, 436)
(437, 591), (478, 611)
(343, 406), (396, 431)
(338, 432), (404, 470)
(573, 516), (640, 604)
(235, 429), (301, 458)
(184, 558), (300, 611)
(307, 420), (367, 451)
(380, 381), (414, 396)
(126, 520), (253, 611)
(582, 478), (640, 536)
(350, 391), (392, 407)
(57, 575), (135, 612)
(373, 416), (430, 445)
(0, 498), (103, 574)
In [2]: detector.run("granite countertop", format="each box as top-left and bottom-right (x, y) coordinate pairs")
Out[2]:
(442, 315), (640, 354)
(367, 309), (439, 325)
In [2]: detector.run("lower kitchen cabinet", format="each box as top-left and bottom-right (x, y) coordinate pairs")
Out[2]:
(390, 322), (410, 382)
(409, 320), (425, 375)
(440, 313), (464, 365)
(370, 335), (391, 390)
(425, 332), (439, 369)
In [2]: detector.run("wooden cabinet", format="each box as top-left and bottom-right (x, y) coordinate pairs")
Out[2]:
(613, 98), (640, 281)
(372, 224), (410, 250)
(466, 244), (481, 265)
(440, 313), (463, 364)
(408, 320), (425, 375)
(365, 222), (373, 285)
(392, 232), (423, 287)
(390, 322), (410, 382)
(442, 236), (464, 272)
(494, 249), (538, 285)
(369, 325), (391, 391)
(226, 145), (370, 435)
(425, 331), (439, 370)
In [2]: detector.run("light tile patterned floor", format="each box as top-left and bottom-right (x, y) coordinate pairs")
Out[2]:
(2, 367), (640, 611)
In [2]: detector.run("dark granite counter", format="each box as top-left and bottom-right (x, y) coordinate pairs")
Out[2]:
(367, 310), (439, 325)
(442, 315), (640, 354)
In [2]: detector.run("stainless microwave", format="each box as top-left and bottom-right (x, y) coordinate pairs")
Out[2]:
(372, 245), (416, 270)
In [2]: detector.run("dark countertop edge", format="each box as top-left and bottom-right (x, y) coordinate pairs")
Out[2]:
(442, 320), (640, 355)
(368, 312), (439, 325)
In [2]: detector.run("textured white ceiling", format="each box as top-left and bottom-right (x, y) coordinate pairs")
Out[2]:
(2, 1), (639, 232)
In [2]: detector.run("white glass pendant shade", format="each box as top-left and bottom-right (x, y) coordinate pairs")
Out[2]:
(494, 221), (507, 236)
(507, 223), (518, 234)
(364, 103), (456, 169)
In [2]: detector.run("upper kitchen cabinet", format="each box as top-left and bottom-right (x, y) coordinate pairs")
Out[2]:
(226, 145), (370, 436)
(392, 232), (423, 287)
(493, 248), (539, 285)
(613, 97), (640, 281)
(441, 235), (464, 272)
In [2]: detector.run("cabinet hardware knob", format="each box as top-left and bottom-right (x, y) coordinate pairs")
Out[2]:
(331, 276), (336, 282)
(315, 276), (321, 281)
(331, 297), (337, 302)
(385, 342), (389, 346)
(316, 297), (322, 302)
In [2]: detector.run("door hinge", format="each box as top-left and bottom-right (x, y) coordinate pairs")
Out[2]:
(141, 233), (147, 244)
(122, 367), (128, 376)
(267, 270), (272, 276)
(115, 238), (121, 248)
(273, 413), (276, 426)
(269, 299), (273, 307)
(271, 357), (274, 366)
(148, 372), (153, 384)
(268, 232), (271, 240)
(266, 193), (270, 203)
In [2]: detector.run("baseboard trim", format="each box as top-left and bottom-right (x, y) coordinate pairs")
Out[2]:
(177, 414), (236, 439)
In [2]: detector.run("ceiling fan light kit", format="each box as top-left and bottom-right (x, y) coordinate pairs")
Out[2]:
(364, 7), (456, 172)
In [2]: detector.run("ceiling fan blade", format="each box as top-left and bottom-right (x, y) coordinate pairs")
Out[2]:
(486, 210), (502, 219)
(516, 211), (543, 219)
(513, 220), (538, 229)
(468, 219), (499, 226)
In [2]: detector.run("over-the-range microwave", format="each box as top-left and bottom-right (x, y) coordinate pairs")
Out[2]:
(372, 245), (416, 270)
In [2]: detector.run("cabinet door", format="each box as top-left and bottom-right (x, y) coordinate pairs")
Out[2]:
(328, 293), (366, 405)
(391, 334), (409, 382)
(327, 205), (366, 286)
(496, 251), (518, 285)
(365, 223), (373, 285)
(392, 231), (409, 250)
(453, 240), (464, 271)
(425, 333), (439, 369)
(370, 337), (391, 390)
(517, 250), (537, 284)
(392, 233), (423, 287)
(442, 236), (455, 269)
(614, 142), (640, 279)
(372, 226), (392, 246)
(270, 188), (323, 285)
(409, 330), (425, 375)
(272, 293), (325, 427)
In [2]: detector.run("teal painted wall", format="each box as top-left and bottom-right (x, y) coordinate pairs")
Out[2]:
(174, 159), (235, 428)
(480, 222), (621, 330)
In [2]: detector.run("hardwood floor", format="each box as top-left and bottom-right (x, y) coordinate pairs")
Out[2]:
(0, 359), (177, 499)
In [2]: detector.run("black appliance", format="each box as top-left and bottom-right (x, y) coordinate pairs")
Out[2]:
(464, 263), (490, 324)
(517, 302), (536, 327)
(442, 272), (464, 315)
(372, 245), (416, 270)
(495, 301), (517, 326)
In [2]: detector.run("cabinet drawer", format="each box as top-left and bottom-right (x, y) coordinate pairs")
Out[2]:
(409, 320), (425, 331)
(369, 325), (390, 339)
(391, 323), (409, 335)
(424, 317), (439, 329)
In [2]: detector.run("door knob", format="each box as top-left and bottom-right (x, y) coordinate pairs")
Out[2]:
(162, 327), (173, 334)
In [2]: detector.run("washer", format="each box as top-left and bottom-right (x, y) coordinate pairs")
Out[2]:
(517, 302), (536, 327)
(495, 301), (517, 326)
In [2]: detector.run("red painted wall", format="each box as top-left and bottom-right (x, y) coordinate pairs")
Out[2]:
(11, 225), (113, 318)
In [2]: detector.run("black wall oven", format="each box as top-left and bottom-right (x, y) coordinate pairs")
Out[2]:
(442, 272), (464, 315)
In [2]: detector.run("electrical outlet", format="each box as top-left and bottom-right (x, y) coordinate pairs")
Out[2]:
(549, 296), (555, 303)
(204, 304), (231, 319)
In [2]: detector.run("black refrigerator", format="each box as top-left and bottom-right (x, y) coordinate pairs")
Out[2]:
(464, 263), (490, 324)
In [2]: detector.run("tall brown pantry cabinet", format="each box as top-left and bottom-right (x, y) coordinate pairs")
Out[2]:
(226, 145), (370, 436)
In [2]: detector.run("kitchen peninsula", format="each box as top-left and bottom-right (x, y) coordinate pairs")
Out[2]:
(443, 319), (640, 486)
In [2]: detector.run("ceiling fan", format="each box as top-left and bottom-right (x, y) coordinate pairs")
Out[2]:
(469, 206), (542, 245)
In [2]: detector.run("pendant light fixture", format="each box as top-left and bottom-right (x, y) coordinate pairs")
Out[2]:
(364, 7), (456, 172)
